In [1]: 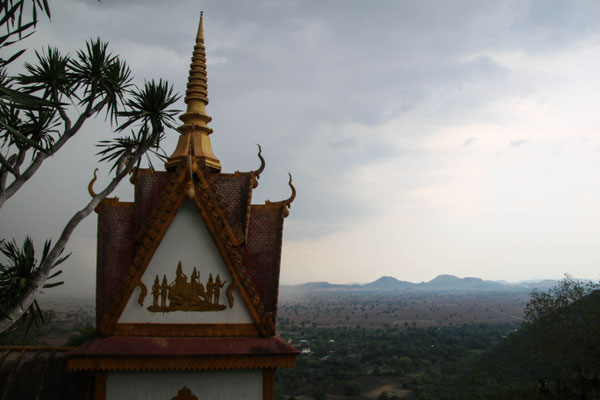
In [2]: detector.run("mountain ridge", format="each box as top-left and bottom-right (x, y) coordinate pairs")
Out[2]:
(282, 274), (557, 292)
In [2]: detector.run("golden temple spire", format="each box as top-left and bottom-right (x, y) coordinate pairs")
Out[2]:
(166, 11), (221, 171)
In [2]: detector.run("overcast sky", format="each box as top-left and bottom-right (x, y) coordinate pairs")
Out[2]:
(2, 0), (600, 296)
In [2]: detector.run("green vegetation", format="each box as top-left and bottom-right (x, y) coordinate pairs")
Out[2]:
(277, 276), (600, 399)
(427, 276), (600, 399)
(276, 322), (518, 399)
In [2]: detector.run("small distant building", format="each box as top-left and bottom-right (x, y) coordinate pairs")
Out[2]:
(0, 12), (298, 400)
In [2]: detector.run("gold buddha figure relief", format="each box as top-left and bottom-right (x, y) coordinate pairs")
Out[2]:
(147, 261), (227, 312)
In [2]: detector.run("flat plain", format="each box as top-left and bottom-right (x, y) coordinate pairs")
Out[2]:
(278, 289), (529, 329)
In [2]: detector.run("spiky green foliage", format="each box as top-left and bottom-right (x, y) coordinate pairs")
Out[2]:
(0, 1), (181, 334)
(117, 78), (180, 133)
(97, 79), (180, 171)
(0, 38), (159, 189)
(17, 47), (72, 98)
(0, 237), (67, 325)
(69, 39), (132, 122)
(0, 0), (51, 55)
(0, 0), (54, 173)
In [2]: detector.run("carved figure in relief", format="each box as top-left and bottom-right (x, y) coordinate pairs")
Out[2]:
(160, 275), (169, 308)
(175, 262), (187, 285)
(147, 262), (228, 312)
(206, 274), (214, 304)
(214, 275), (226, 306)
(151, 276), (160, 308)
(190, 267), (207, 300)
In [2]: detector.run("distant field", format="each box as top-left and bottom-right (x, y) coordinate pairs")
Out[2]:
(38, 295), (95, 345)
(278, 290), (529, 329)
(31, 290), (530, 345)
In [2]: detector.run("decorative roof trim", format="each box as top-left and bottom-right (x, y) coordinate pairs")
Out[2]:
(248, 144), (266, 189)
(113, 323), (259, 337)
(98, 167), (187, 336)
(263, 173), (296, 218)
(68, 355), (297, 372)
(99, 161), (275, 337)
(88, 168), (98, 197)
(192, 164), (273, 335)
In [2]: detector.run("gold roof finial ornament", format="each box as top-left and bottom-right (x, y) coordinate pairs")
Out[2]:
(166, 11), (221, 171)
(283, 173), (296, 218)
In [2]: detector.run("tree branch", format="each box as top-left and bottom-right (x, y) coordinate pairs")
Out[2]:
(0, 140), (153, 334)
(52, 88), (71, 133)
(0, 97), (109, 209)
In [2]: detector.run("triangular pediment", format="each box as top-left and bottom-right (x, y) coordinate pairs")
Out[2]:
(99, 165), (274, 336)
(118, 200), (253, 324)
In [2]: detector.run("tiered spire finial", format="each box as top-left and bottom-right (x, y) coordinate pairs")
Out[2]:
(166, 11), (221, 171)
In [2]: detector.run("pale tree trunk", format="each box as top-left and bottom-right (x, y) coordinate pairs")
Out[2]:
(0, 95), (106, 209)
(0, 143), (151, 334)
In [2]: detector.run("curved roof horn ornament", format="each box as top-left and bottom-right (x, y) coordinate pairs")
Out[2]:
(250, 144), (266, 188)
(88, 168), (98, 197)
(283, 173), (296, 218)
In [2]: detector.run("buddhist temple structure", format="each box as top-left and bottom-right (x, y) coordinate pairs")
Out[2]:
(66, 13), (298, 400)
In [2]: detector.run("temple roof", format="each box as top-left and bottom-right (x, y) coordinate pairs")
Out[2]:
(95, 162), (293, 338)
(93, 14), (294, 340)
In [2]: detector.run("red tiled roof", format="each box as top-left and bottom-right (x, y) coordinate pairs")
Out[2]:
(68, 336), (298, 357)
(96, 203), (135, 328)
(216, 173), (253, 234)
(133, 170), (171, 228)
(243, 205), (285, 320)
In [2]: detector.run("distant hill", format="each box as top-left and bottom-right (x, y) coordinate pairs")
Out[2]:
(281, 274), (557, 293)
(294, 282), (362, 290)
(363, 276), (416, 290)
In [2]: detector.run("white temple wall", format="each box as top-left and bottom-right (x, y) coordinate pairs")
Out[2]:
(106, 370), (262, 400)
(119, 201), (253, 324)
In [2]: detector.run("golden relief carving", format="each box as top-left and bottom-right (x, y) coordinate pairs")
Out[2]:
(226, 281), (235, 308)
(147, 261), (228, 312)
(172, 386), (198, 400)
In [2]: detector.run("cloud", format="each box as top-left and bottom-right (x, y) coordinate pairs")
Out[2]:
(4, 0), (600, 294)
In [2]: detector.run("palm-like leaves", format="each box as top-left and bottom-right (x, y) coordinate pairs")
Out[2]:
(0, 39), (137, 176)
(0, 1), (183, 335)
(17, 47), (72, 99)
(70, 39), (132, 122)
(117, 78), (180, 133)
(0, 237), (67, 324)
(0, 0), (51, 56)
(97, 79), (180, 171)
